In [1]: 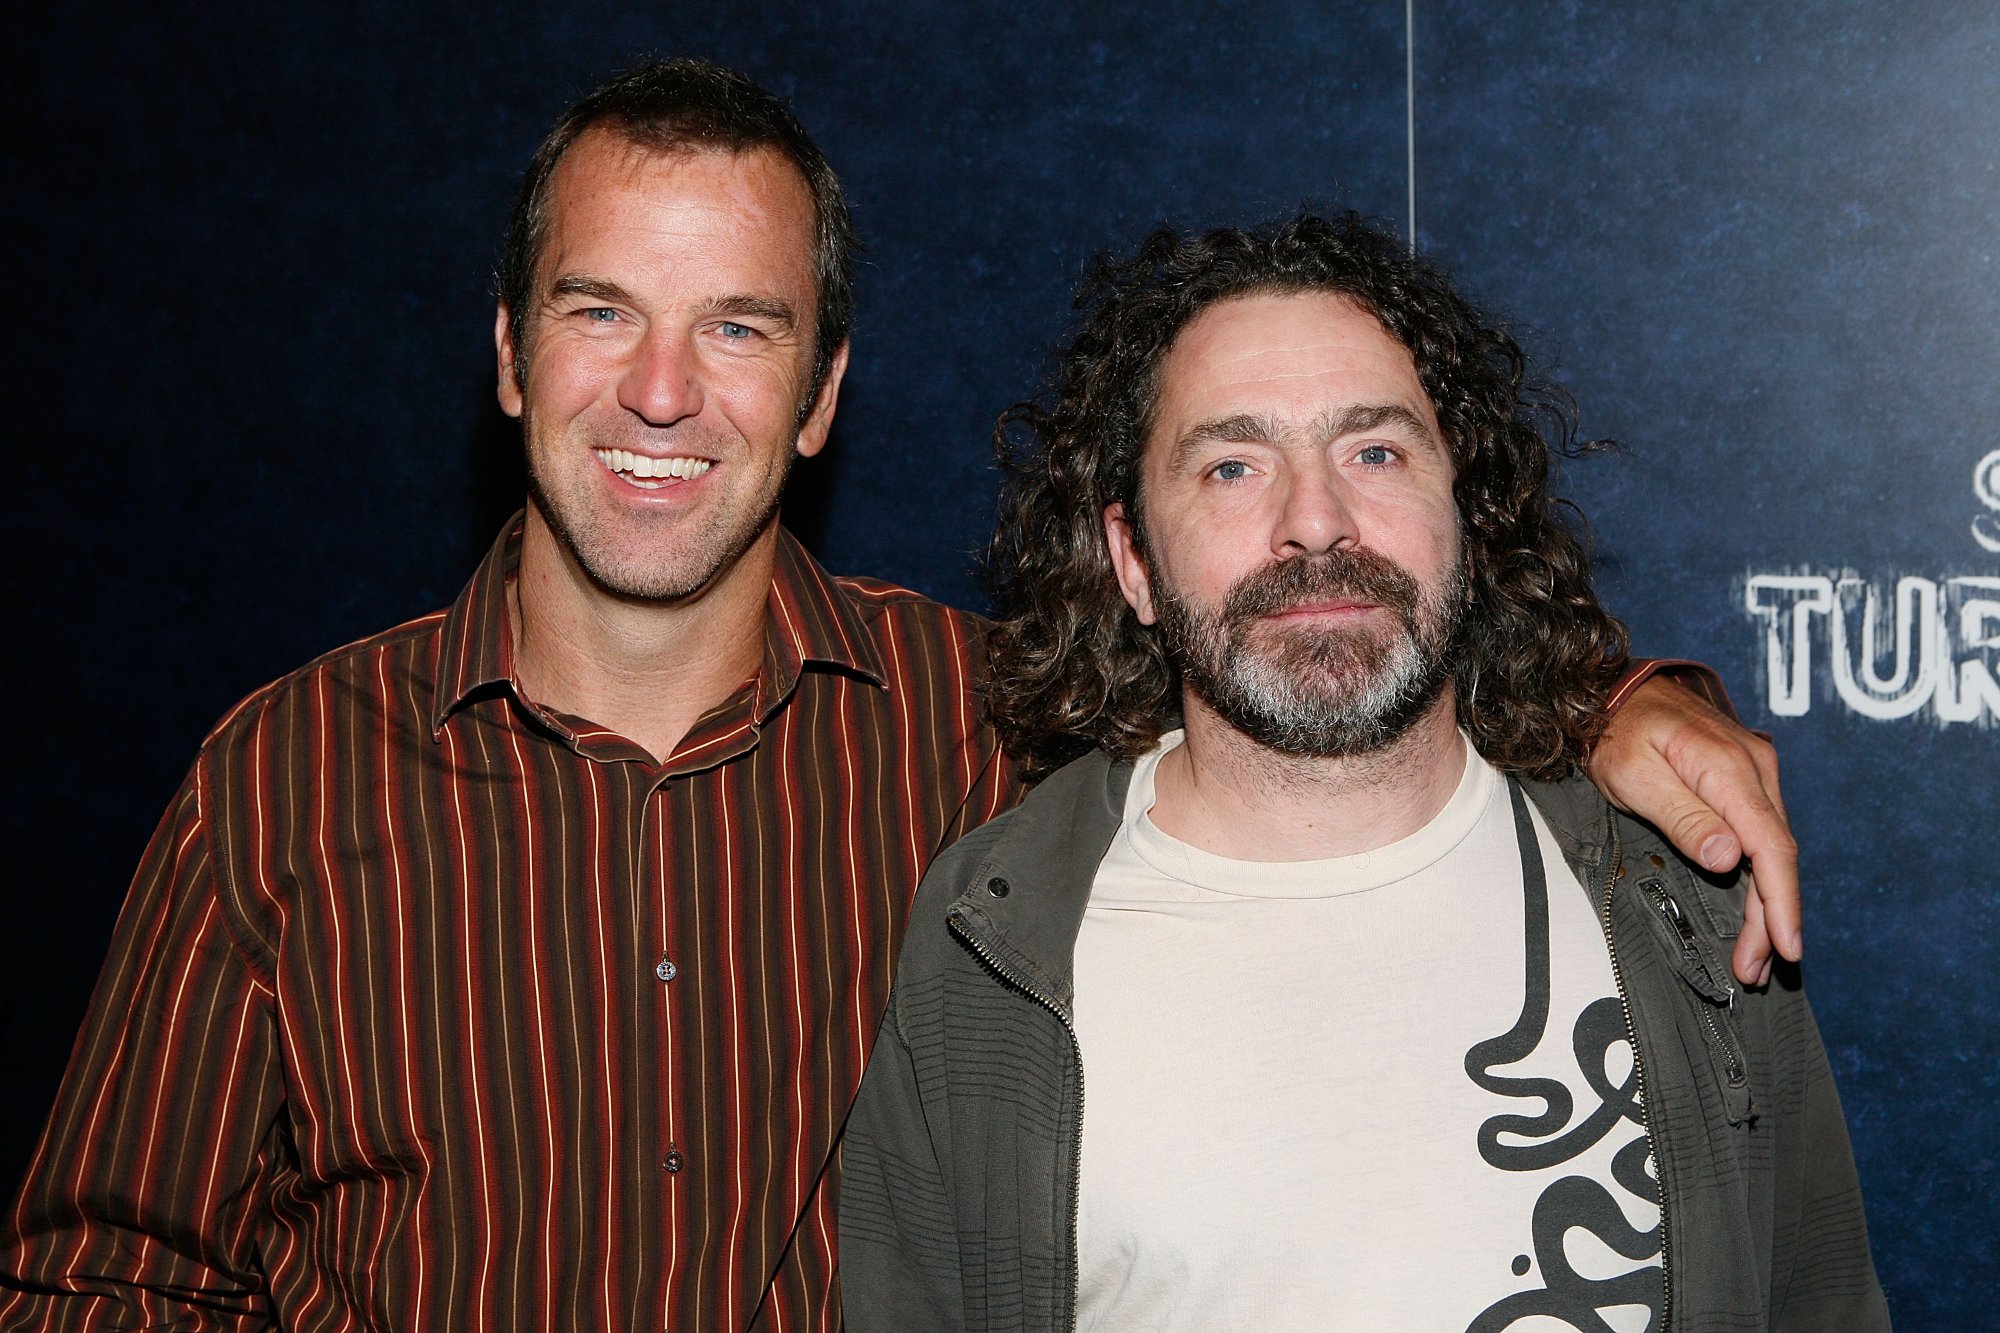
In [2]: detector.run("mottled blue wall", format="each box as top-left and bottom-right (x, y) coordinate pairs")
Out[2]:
(5, 0), (1992, 1321)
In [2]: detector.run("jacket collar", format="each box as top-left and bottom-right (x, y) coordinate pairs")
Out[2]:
(428, 514), (888, 738)
(946, 748), (1621, 1017)
(1521, 769), (1617, 882)
(947, 749), (1131, 1016)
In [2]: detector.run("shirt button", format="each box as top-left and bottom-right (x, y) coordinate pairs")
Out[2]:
(987, 876), (1011, 898)
(655, 956), (678, 983)
(661, 1147), (686, 1174)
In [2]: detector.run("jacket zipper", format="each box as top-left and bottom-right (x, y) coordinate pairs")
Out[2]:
(947, 909), (1086, 1333)
(1640, 879), (1749, 1100)
(1598, 827), (1673, 1329)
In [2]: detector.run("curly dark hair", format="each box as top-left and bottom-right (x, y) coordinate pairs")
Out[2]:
(497, 58), (855, 415)
(986, 212), (1629, 781)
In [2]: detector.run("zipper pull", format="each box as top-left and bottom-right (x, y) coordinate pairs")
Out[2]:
(1639, 877), (1732, 1002)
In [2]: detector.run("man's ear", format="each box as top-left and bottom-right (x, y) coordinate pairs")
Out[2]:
(795, 340), (850, 459)
(495, 306), (524, 419)
(1103, 502), (1159, 626)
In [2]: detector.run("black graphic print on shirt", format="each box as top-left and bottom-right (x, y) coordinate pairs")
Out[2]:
(1462, 782), (1663, 1333)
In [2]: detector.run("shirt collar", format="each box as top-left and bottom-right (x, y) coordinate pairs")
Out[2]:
(429, 514), (889, 737)
(757, 523), (891, 716)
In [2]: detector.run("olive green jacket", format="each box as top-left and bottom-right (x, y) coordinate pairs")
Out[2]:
(840, 750), (1889, 1331)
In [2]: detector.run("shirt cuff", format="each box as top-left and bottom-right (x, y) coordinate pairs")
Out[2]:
(1606, 658), (1739, 723)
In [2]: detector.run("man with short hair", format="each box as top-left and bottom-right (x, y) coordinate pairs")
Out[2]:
(4, 59), (1012, 1331)
(6, 64), (1808, 1329)
(841, 215), (1887, 1330)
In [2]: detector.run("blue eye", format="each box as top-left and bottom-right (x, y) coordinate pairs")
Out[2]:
(1213, 460), (1250, 481)
(718, 322), (754, 339)
(1356, 445), (1394, 465)
(581, 307), (620, 323)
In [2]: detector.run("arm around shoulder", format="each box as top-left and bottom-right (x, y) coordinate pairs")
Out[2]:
(1592, 665), (1801, 986)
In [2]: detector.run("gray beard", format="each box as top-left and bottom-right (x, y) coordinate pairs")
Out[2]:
(1152, 547), (1463, 758)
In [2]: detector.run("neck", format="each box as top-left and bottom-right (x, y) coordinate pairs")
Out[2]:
(1148, 689), (1466, 861)
(510, 508), (775, 763)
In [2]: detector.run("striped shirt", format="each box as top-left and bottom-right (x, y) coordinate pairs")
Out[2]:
(1, 519), (1020, 1331)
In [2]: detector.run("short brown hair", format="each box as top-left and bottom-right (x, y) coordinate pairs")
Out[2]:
(496, 58), (856, 408)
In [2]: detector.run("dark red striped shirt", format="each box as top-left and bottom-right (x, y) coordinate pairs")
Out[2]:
(2, 519), (1020, 1331)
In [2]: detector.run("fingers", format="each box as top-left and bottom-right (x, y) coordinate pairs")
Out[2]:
(1655, 796), (1741, 878)
(1747, 729), (1788, 823)
(1632, 771), (1789, 986)
(1590, 676), (1802, 987)
(1732, 883), (1776, 990)
(1680, 730), (1800, 977)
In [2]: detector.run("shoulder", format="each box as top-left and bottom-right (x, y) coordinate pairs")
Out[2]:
(939, 749), (1121, 866)
(196, 607), (449, 760)
(161, 607), (454, 952)
(1526, 768), (1749, 946)
(919, 784), (1027, 891)
(770, 531), (993, 703)
(809, 572), (1003, 774)
(830, 574), (993, 657)
(901, 750), (1127, 956)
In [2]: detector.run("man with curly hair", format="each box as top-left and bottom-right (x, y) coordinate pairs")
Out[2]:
(841, 214), (1888, 1331)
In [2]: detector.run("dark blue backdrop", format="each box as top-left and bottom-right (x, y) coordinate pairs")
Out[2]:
(6, 1), (1993, 1322)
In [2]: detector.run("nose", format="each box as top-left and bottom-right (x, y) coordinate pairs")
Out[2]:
(616, 328), (705, 426)
(1273, 458), (1358, 557)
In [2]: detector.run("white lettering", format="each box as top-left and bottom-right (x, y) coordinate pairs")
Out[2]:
(1936, 578), (2000, 723)
(1744, 573), (1998, 725)
(1746, 576), (1832, 717)
(1975, 449), (2000, 554)
(1829, 577), (1936, 718)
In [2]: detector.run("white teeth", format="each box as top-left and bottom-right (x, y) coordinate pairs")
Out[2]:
(593, 449), (713, 482)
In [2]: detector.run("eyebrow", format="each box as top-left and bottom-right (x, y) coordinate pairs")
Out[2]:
(698, 294), (799, 333)
(545, 274), (635, 306)
(1318, 402), (1442, 451)
(540, 281), (800, 335)
(1166, 413), (1281, 472)
(1166, 401), (1442, 472)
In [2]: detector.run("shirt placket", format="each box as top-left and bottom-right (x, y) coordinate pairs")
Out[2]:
(643, 688), (767, 1331)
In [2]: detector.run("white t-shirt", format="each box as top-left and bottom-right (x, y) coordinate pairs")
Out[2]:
(1072, 732), (1662, 1331)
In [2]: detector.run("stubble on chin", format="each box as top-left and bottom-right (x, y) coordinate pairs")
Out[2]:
(520, 413), (795, 605)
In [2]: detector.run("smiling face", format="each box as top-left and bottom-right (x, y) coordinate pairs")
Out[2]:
(497, 131), (845, 602)
(1103, 291), (1465, 756)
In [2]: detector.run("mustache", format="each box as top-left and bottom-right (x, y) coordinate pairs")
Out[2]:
(575, 416), (737, 456)
(1220, 549), (1420, 624)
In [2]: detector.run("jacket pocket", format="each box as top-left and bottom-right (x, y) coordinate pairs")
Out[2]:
(1635, 875), (1755, 1125)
